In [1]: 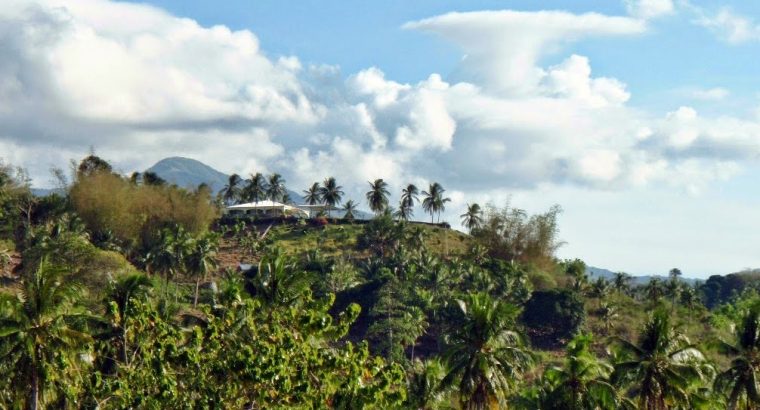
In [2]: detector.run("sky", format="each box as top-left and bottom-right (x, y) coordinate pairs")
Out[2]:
(2, 0), (760, 277)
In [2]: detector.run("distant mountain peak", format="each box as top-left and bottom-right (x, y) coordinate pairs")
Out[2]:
(146, 157), (229, 192)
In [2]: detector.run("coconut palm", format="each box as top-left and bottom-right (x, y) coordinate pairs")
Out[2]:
(252, 251), (311, 307)
(394, 199), (413, 222)
(589, 277), (611, 309)
(105, 273), (152, 365)
(265, 173), (287, 202)
(366, 179), (390, 215)
(613, 272), (632, 296)
(714, 305), (760, 410)
(0, 260), (92, 409)
(320, 177), (344, 217)
(422, 182), (451, 223)
(460, 203), (483, 233)
(302, 182), (322, 217)
(442, 292), (533, 409)
(244, 172), (267, 202)
(681, 286), (698, 322)
(405, 358), (451, 410)
(145, 227), (192, 293)
(645, 278), (664, 305)
(600, 301), (619, 335)
(543, 333), (631, 410)
(401, 184), (419, 215)
(222, 173), (242, 205)
(668, 268), (682, 314)
(186, 233), (219, 307)
(611, 309), (711, 410)
(342, 200), (358, 221)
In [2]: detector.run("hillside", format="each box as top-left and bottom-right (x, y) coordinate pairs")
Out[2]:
(215, 221), (473, 273)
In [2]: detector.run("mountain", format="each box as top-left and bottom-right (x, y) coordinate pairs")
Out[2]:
(145, 157), (230, 193)
(144, 158), (374, 218)
(587, 266), (700, 286)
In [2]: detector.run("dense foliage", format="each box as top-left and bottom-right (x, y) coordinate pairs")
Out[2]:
(2, 156), (760, 409)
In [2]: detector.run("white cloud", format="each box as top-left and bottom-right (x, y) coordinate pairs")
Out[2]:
(694, 8), (760, 44)
(2, 0), (760, 231)
(403, 10), (645, 95)
(690, 87), (730, 101)
(543, 54), (630, 107)
(624, 0), (675, 19)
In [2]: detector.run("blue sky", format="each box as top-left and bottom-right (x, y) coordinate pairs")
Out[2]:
(139, 0), (760, 112)
(2, 0), (760, 277)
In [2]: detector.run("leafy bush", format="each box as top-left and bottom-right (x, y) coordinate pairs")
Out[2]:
(521, 289), (585, 349)
(70, 171), (217, 252)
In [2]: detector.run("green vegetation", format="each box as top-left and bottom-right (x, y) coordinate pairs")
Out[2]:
(2, 155), (760, 408)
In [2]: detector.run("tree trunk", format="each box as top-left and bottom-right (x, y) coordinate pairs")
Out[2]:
(194, 277), (201, 308)
(30, 369), (39, 410)
(120, 322), (129, 365)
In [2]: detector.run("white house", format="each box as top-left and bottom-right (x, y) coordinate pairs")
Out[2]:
(224, 200), (310, 218)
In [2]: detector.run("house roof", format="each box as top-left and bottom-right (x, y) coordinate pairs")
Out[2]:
(226, 201), (309, 216)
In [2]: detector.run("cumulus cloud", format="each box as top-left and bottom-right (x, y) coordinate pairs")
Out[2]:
(690, 87), (730, 101)
(403, 10), (645, 95)
(624, 0), (675, 19)
(694, 7), (760, 44)
(1, 0), (759, 224)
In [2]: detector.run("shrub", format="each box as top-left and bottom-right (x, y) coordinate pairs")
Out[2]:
(521, 289), (585, 349)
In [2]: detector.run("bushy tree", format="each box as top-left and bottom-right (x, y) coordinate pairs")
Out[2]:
(473, 203), (562, 269)
(0, 260), (93, 409)
(521, 289), (585, 348)
(611, 310), (713, 410)
(442, 292), (533, 410)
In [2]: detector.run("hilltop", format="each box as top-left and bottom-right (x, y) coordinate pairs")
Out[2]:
(145, 157), (230, 192)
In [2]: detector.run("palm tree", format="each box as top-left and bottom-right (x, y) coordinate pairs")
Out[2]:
(265, 173), (286, 202)
(394, 199), (413, 222)
(145, 227), (191, 293)
(366, 179), (390, 215)
(442, 292), (533, 409)
(544, 333), (630, 410)
(600, 301), (619, 335)
(320, 177), (344, 218)
(252, 251), (311, 307)
(589, 277), (611, 309)
(645, 278), (664, 305)
(0, 260), (92, 409)
(405, 358), (450, 410)
(405, 306), (429, 362)
(668, 268), (682, 314)
(244, 172), (267, 203)
(186, 233), (219, 307)
(400, 184), (419, 217)
(613, 272), (632, 296)
(611, 309), (711, 410)
(342, 200), (358, 221)
(460, 203), (483, 233)
(714, 305), (760, 410)
(106, 273), (152, 365)
(222, 173), (242, 205)
(422, 182), (451, 223)
(302, 182), (322, 217)
(681, 286), (698, 322)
